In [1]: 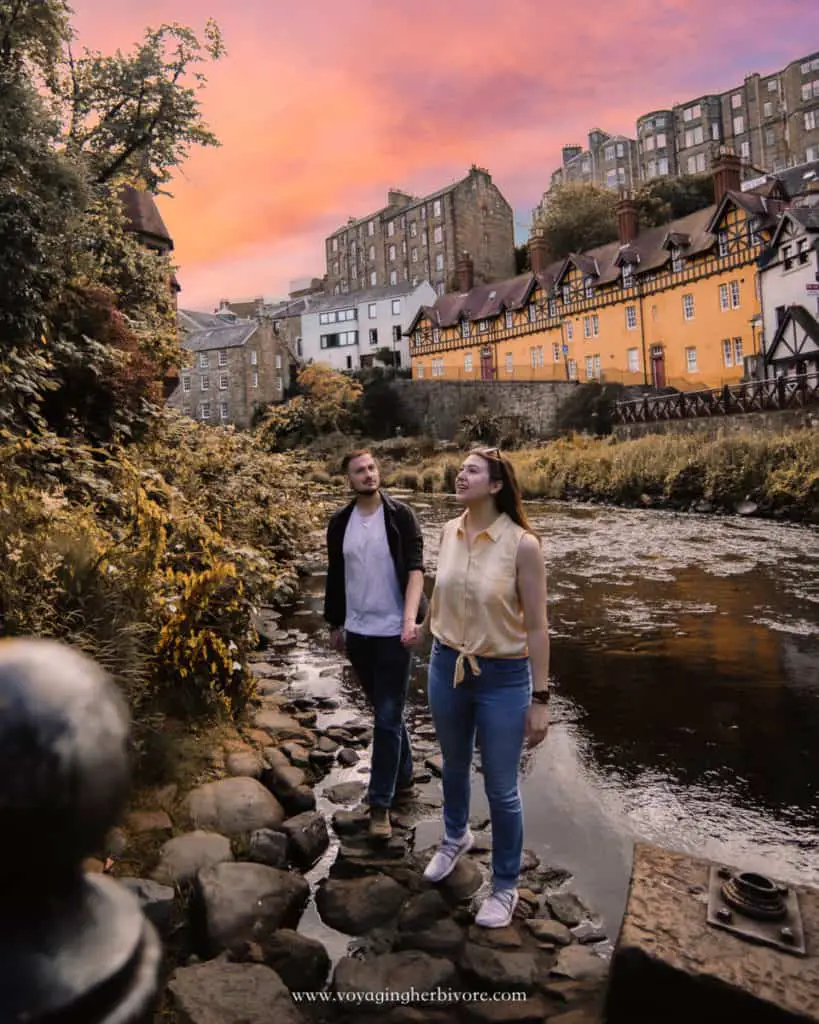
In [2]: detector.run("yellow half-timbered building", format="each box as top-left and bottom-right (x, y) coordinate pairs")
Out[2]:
(408, 154), (785, 390)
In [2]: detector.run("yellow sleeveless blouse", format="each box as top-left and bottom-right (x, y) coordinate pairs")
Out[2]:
(430, 511), (528, 684)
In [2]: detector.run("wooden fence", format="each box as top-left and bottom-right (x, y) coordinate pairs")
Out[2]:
(613, 373), (819, 424)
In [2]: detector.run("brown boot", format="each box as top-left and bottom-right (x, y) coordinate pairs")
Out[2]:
(368, 806), (392, 840)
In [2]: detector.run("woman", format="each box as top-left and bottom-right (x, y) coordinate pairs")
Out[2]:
(423, 447), (550, 929)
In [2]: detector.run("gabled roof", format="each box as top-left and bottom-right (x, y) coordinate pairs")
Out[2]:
(555, 253), (600, 283)
(766, 206), (819, 251)
(662, 231), (691, 250)
(766, 305), (819, 364)
(120, 186), (173, 250)
(705, 190), (784, 235)
(178, 309), (259, 353)
(408, 274), (534, 333)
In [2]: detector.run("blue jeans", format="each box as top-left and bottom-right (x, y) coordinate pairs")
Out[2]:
(345, 632), (414, 808)
(428, 640), (531, 890)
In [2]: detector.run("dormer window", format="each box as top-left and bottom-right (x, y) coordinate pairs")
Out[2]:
(747, 217), (760, 246)
(562, 284), (571, 303)
(671, 247), (684, 274)
(584, 276), (594, 299)
(461, 320), (470, 339)
(528, 302), (537, 323)
(622, 264), (634, 288)
(548, 299), (557, 318)
(718, 230), (729, 258)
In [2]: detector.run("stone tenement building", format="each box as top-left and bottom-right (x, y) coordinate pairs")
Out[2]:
(543, 130), (641, 198)
(535, 48), (819, 216)
(167, 311), (288, 428)
(325, 166), (515, 298)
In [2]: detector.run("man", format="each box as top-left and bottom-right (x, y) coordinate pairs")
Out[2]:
(324, 449), (426, 840)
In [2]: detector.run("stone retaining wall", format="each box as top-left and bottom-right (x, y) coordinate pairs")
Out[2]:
(391, 380), (578, 440)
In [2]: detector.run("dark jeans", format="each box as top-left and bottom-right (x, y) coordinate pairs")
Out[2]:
(345, 632), (414, 808)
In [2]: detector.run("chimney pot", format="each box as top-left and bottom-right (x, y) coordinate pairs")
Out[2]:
(712, 149), (742, 205)
(616, 195), (638, 246)
(457, 251), (474, 293)
(528, 231), (549, 275)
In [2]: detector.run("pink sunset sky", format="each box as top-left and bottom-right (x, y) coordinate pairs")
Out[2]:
(72, 1), (819, 311)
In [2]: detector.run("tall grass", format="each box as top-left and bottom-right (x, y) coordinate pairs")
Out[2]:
(393, 432), (819, 522)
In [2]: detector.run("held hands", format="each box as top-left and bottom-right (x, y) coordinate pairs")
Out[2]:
(524, 702), (549, 748)
(401, 619), (420, 647)
(328, 628), (346, 654)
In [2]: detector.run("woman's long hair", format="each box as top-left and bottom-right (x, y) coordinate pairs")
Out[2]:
(470, 447), (534, 533)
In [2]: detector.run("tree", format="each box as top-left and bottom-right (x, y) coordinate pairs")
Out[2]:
(514, 244), (530, 274)
(61, 20), (225, 192)
(0, 0), (223, 440)
(635, 174), (715, 228)
(533, 183), (619, 261)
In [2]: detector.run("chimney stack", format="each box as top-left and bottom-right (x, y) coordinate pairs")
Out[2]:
(457, 251), (474, 293)
(528, 231), (549, 275)
(616, 194), (638, 246)
(712, 150), (742, 205)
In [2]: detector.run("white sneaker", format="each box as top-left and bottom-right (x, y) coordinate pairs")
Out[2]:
(475, 888), (519, 928)
(423, 829), (475, 883)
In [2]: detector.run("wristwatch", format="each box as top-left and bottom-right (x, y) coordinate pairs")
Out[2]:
(531, 689), (551, 705)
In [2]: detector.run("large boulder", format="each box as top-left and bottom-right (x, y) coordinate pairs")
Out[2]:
(197, 862), (310, 955)
(247, 828), (289, 869)
(237, 928), (330, 992)
(184, 778), (285, 837)
(119, 877), (175, 934)
(167, 959), (307, 1024)
(152, 830), (233, 885)
(279, 811), (329, 869)
(459, 943), (543, 992)
(333, 951), (457, 1009)
(316, 874), (406, 935)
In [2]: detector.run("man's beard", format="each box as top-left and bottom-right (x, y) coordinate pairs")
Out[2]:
(355, 485), (378, 496)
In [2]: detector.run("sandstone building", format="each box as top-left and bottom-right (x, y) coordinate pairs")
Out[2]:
(167, 311), (289, 428)
(324, 166), (515, 298)
(535, 49), (819, 214)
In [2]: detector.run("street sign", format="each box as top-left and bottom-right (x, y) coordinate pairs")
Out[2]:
(806, 283), (819, 295)
(562, 344), (569, 354)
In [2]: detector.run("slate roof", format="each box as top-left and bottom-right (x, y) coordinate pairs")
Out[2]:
(408, 274), (534, 332)
(120, 186), (173, 249)
(177, 309), (258, 352)
(412, 196), (768, 331)
(304, 281), (428, 316)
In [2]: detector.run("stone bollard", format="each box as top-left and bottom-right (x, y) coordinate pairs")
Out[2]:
(0, 638), (162, 1022)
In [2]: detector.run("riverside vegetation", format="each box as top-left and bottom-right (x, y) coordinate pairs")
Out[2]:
(301, 429), (819, 524)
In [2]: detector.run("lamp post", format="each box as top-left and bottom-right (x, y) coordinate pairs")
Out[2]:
(0, 639), (162, 1022)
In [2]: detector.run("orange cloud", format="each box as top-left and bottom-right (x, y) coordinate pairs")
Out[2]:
(72, 0), (819, 307)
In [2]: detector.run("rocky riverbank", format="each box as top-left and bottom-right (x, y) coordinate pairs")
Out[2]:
(104, 556), (611, 1023)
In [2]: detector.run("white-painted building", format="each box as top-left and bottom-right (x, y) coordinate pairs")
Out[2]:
(758, 204), (819, 375)
(300, 281), (436, 372)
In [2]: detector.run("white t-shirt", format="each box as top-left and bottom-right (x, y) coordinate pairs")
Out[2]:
(343, 504), (405, 636)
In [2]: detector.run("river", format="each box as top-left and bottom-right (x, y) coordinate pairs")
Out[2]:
(288, 494), (819, 940)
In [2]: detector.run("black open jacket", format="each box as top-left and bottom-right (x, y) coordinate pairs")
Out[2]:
(323, 491), (427, 629)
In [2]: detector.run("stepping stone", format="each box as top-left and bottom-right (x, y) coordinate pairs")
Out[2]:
(152, 830), (233, 885)
(184, 778), (285, 837)
(167, 960), (307, 1024)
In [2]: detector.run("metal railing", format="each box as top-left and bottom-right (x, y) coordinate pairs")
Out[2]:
(613, 373), (819, 424)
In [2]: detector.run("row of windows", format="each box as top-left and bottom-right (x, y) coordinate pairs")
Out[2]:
(183, 372), (260, 392)
(196, 349), (258, 370)
(320, 331), (358, 349)
(420, 280), (743, 347)
(366, 299), (402, 318)
(329, 200), (444, 252)
(319, 309), (356, 325)
(782, 238), (812, 270)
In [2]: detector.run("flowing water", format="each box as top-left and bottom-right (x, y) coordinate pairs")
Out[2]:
(286, 495), (819, 945)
